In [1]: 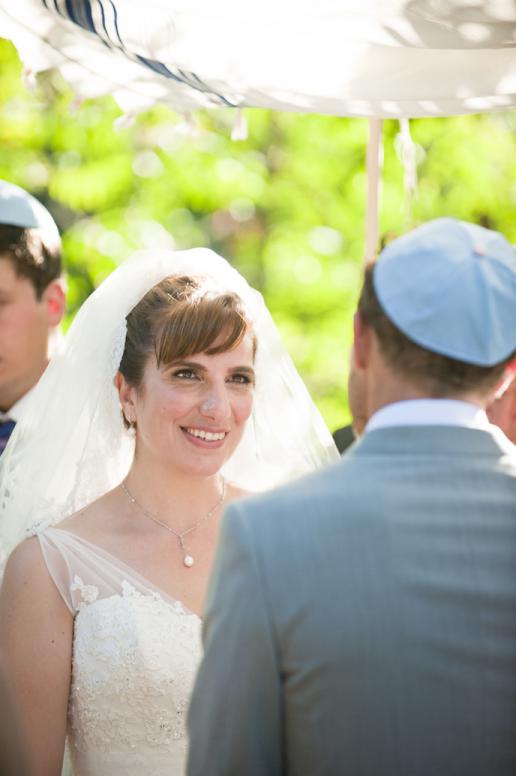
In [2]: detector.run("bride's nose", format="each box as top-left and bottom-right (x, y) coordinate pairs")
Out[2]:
(199, 385), (231, 421)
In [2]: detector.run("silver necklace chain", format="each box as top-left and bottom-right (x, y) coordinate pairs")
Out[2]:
(121, 479), (226, 569)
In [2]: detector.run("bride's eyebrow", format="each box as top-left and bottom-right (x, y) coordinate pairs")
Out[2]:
(169, 360), (207, 371)
(230, 366), (255, 378)
(167, 361), (255, 378)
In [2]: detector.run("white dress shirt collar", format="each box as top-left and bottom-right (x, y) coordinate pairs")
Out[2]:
(365, 399), (491, 434)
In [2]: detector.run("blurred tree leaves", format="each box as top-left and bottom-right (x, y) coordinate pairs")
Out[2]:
(0, 38), (515, 431)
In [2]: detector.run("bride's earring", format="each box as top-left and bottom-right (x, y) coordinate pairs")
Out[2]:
(122, 408), (136, 436)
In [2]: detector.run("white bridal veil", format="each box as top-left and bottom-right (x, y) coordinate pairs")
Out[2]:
(0, 248), (338, 571)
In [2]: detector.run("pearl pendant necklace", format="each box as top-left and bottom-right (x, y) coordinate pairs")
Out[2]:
(121, 480), (226, 568)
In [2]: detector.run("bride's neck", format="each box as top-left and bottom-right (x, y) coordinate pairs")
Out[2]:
(122, 461), (225, 524)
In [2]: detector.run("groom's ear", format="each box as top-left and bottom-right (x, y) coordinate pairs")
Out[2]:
(353, 312), (372, 371)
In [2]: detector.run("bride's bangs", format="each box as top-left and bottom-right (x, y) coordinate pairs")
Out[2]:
(155, 292), (251, 368)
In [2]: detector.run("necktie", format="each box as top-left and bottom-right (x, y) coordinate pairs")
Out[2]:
(0, 420), (16, 455)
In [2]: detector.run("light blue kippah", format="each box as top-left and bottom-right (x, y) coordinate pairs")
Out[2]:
(374, 218), (516, 367)
(0, 180), (59, 244)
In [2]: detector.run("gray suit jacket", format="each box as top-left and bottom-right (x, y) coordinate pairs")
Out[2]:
(188, 426), (516, 775)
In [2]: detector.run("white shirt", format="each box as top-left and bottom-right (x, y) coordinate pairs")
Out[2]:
(366, 399), (491, 433)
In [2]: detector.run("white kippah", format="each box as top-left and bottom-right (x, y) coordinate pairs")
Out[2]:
(0, 179), (60, 248)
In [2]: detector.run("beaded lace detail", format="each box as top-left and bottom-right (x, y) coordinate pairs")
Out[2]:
(68, 579), (201, 771)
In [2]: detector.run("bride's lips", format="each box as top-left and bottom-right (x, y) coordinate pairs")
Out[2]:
(181, 426), (229, 449)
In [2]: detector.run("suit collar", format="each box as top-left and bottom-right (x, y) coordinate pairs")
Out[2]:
(351, 424), (516, 459)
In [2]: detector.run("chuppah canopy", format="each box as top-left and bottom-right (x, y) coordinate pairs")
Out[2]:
(1, 0), (515, 117)
(1, 0), (515, 255)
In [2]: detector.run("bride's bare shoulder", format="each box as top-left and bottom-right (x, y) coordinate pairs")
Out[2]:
(3, 535), (46, 577)
(2, 536), (63, 606)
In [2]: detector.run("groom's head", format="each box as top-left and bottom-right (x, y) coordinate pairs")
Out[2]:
(351, 218), (516, 424)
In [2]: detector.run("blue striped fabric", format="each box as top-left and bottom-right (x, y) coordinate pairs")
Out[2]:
(40, 0), (239, 107)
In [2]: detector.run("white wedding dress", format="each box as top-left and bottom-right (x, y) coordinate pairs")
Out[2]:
(38, 527), (202, 776)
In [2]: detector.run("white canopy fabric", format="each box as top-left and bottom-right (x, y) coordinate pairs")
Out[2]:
(0, 0), (515, 118)
(1, 1), (515, 258)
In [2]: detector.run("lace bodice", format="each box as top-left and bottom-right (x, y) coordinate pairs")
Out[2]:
(38, 528), (202, 776)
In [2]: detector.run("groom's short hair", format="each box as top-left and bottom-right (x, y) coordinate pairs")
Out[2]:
(0, 181), (62, 298)
(0, 224), (62, 299)
(358, 265), (514, 397)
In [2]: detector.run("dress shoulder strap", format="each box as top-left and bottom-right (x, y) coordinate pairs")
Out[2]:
(37, 527), (182, 614)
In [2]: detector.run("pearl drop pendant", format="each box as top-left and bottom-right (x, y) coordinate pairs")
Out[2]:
(183, 555), (194, 568)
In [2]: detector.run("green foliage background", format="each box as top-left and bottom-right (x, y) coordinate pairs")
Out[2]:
(1, 39), (515, 431)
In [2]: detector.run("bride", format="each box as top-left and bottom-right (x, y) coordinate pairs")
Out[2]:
(0, 247), (338, 776)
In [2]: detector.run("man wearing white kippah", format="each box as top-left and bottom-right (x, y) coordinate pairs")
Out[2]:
(0, 181), (65, 453)
(188, 218), (516, 776)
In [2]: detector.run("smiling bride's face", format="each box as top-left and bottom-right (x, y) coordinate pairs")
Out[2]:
(121, 332), (255, 476)
(116, 274), (256, 477)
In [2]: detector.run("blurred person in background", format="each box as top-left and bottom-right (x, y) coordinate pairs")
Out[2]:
(0, 180), (65, 453)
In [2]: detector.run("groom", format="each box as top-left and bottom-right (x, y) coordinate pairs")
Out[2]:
(187, 218), (516, 776)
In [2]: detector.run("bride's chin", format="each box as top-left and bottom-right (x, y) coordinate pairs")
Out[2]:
(172, 454), (227, 479)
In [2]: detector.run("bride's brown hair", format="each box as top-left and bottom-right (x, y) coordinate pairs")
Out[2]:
(119, 275), (254, 391)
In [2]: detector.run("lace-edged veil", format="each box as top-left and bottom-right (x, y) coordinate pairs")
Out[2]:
(0, 248), (338, 572)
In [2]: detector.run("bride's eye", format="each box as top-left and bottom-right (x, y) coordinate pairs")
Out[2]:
(228, 372), (254, 386)
(172, 369), (198, 380)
